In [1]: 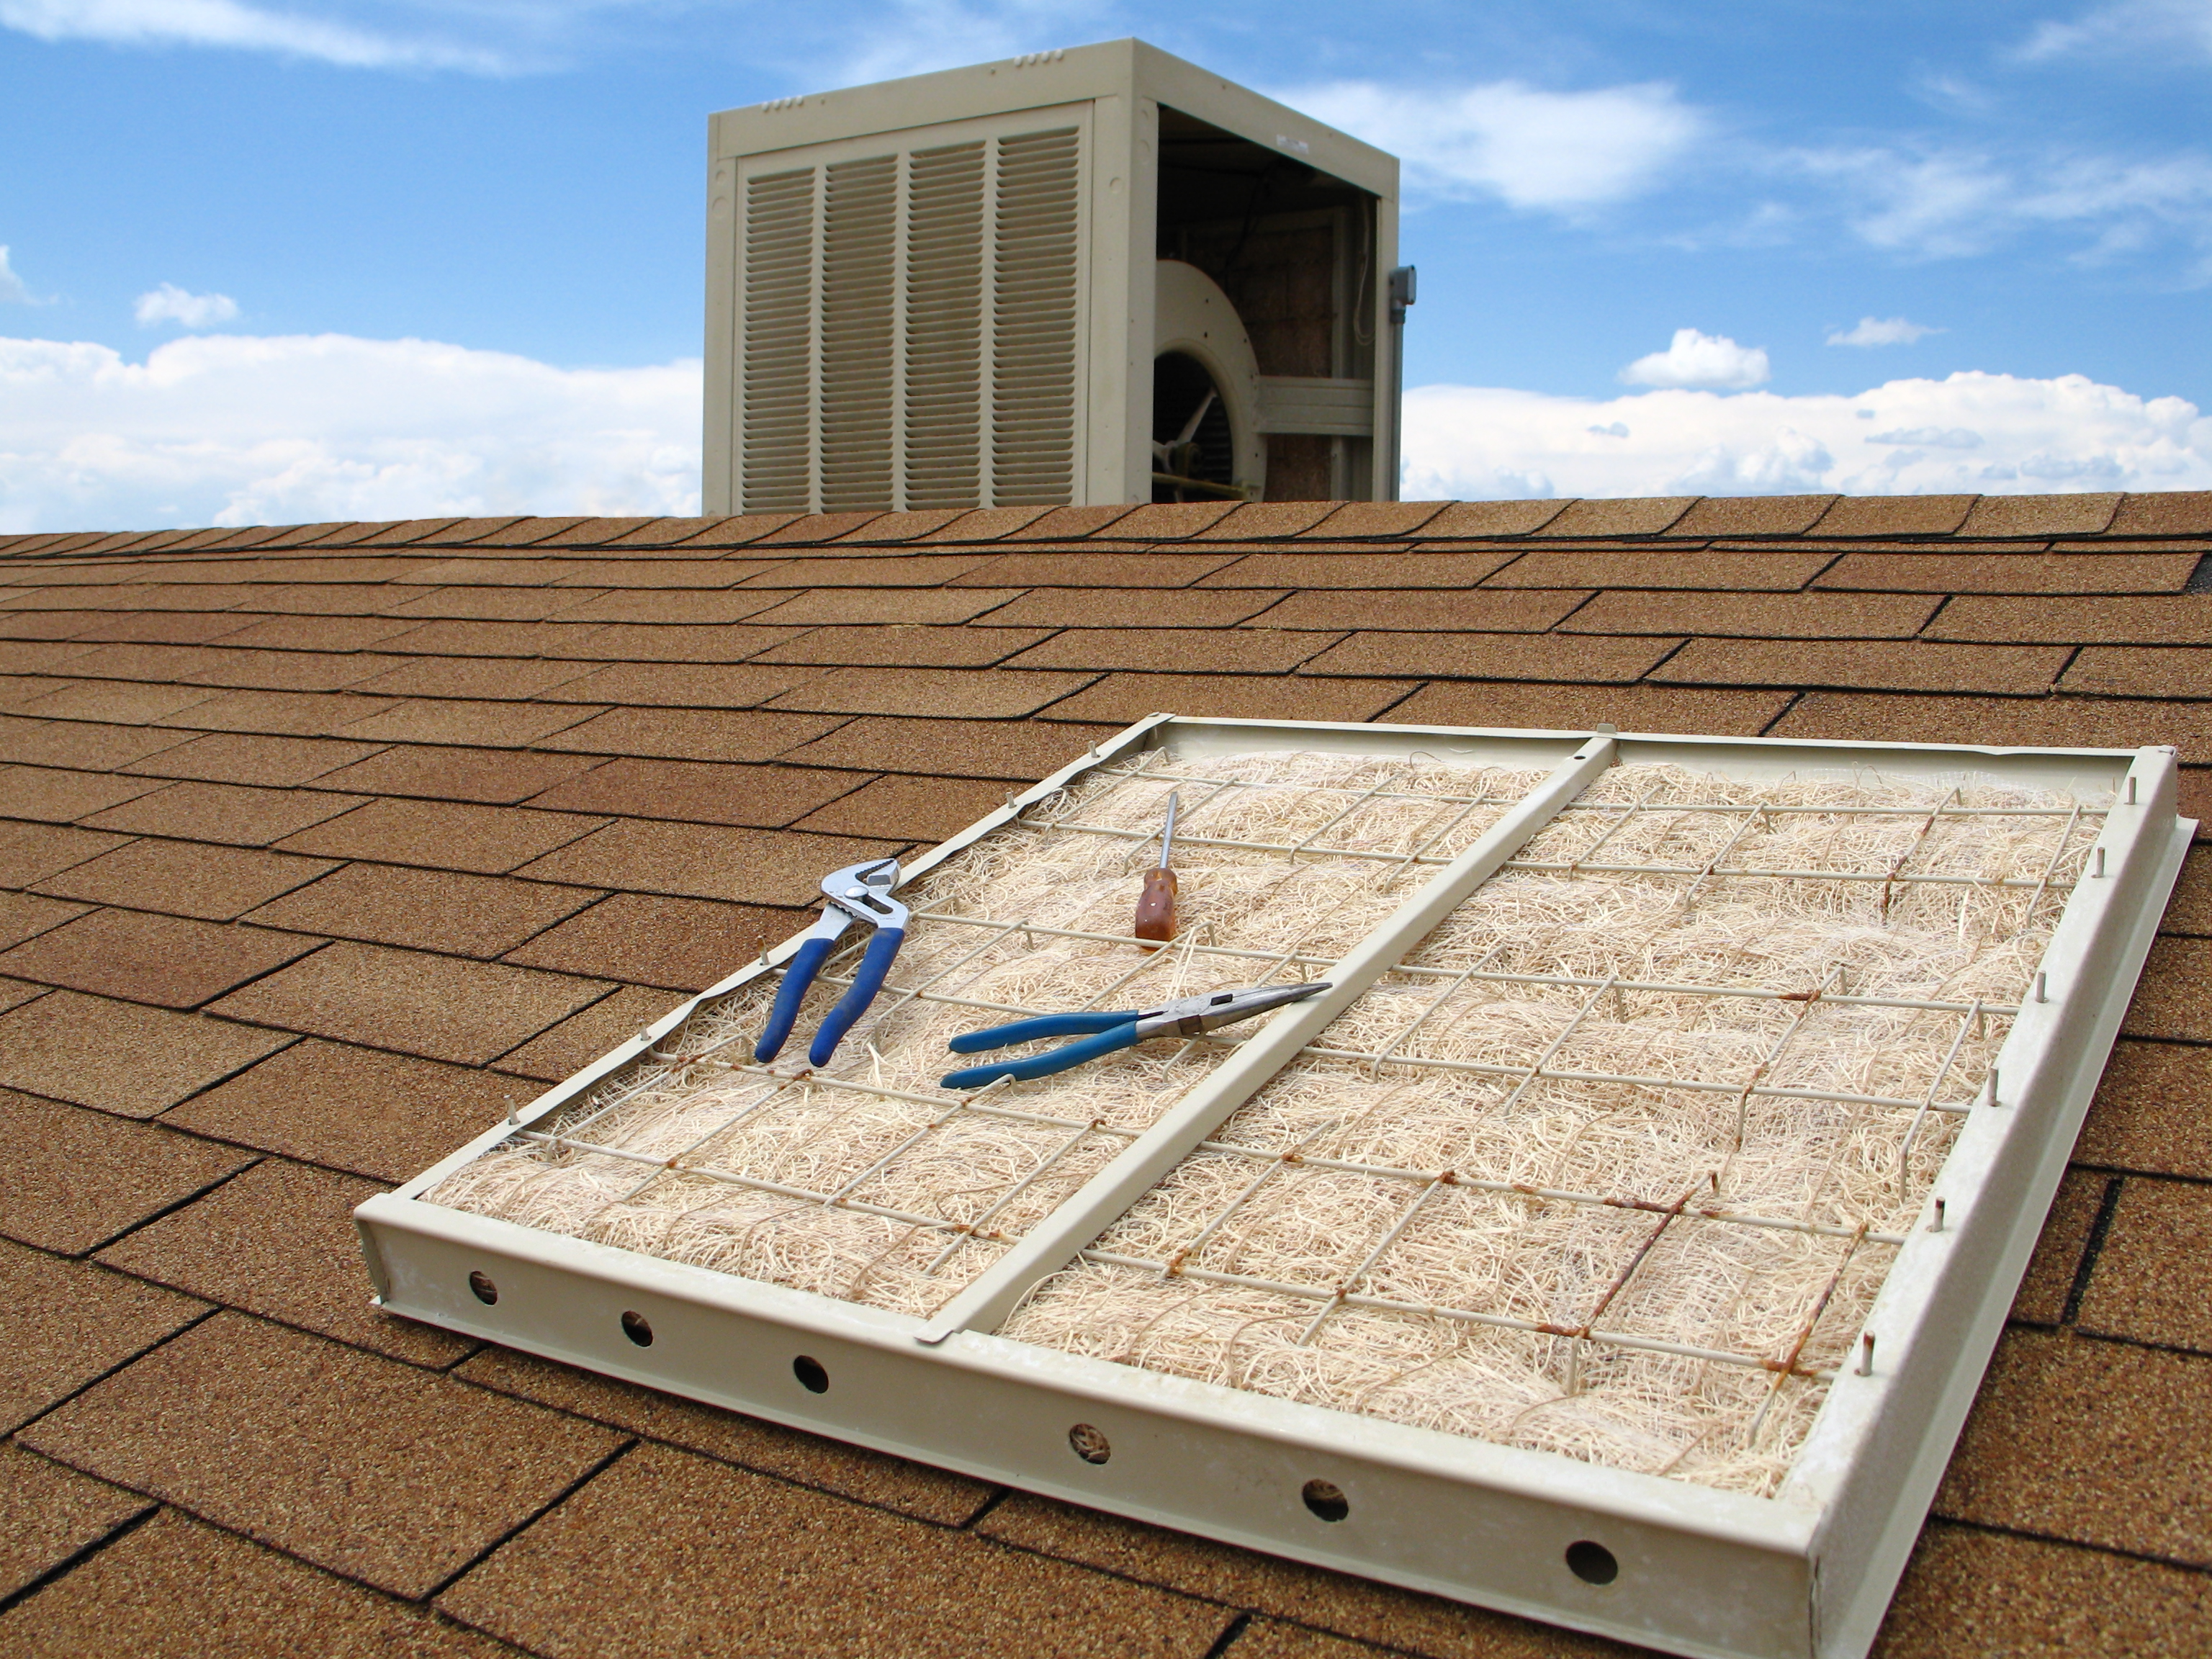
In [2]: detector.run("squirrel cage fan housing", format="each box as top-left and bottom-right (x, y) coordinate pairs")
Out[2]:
(702, 39), (1403, 512)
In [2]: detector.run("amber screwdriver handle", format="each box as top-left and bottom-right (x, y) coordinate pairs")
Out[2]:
(1134, 866), (1179, 948)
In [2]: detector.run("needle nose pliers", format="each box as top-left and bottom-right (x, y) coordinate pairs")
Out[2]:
(940, 981), (1331, 1089)
(755, 857), (908, 1067)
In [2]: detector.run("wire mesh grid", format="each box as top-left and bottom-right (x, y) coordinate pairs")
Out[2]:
(1001, 762), (2108, 1495)
(426, 747), (1555, 1317)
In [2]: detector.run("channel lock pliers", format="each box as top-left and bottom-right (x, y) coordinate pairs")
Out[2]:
(940, 981), (1331, 1089)
(755, 857), (908, 1068)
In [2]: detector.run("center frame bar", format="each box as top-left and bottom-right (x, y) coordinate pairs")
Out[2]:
(354, 714), (2190, 1659)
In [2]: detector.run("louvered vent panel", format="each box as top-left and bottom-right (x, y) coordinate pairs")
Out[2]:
(902, 142), (987, 510)
(819, 157), (899, 511)
(736, 115), (1084, 512)
(739, 167), (819, 512)
(990, 128), (1082, 505)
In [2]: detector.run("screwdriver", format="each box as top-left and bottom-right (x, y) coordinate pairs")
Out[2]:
(1133, 791), (1179, 950)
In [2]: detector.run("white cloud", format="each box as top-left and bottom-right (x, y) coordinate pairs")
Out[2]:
(133, 282), (240, 329)
(0, 331), (701, 532)
(1280, 78), (1707, 210)
(1827, 316), (1941, 347)
(1403, 370), (2212, 501)
(1619, 328), (1770, 390)
(831, 0), (1100, 84)
(0, 0), (508, 71)
(2019, 1), (2212, 63)
(0, 247), (27, 305)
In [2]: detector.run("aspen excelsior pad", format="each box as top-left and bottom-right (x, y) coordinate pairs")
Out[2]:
(357, 713), (2190, 1659)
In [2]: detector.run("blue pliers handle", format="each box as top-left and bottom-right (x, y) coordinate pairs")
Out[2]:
(942, 1011), (1143, 1089)
(754, 858), (907, 1068)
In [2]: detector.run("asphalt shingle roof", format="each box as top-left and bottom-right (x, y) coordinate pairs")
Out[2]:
(1, 491), (2209, 1655)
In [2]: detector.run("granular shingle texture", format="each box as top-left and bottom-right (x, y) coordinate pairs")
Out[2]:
(1, 493), (2207, 1657)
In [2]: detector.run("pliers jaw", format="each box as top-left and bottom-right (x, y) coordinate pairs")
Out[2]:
(1132, 981), (1330, 1041)
(754, 857), (909, 1066)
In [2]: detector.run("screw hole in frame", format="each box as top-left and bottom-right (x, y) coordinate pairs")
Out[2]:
(1566, 1540), (1619, 1586)
(793, 1355), (830, 1393)
(1068, 1424), (1111, 1465)
(1300, 1479), (1349, 1522)
(467, 1271), (498, 1305)
(620, 1310), (653, 1346)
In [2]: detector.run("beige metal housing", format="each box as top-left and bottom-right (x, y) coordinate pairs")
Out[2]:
(703, 39), (1401, 513)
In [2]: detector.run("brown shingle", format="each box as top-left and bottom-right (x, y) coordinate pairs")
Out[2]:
(547, 622), (801, 664)
(1304, 632), (1676, 683)
(345, 655), (602, 701)
(2110, 491), (2212, 536)
(1536, 496), (1697, 537)
(1929, 594), (2212, 644)
(1935, 1328), (2212, 1563)
(1809, 495), (1978, 537)
(0, 1088), (254, 1255)
(331, 697), (605, 748)
(68, 609), (258, 645)
(973, 588), (1282, 628)
(1292, 502), (1448, 539)
(2062, 646), (2212, 699)
(81, 780), (366, 846)
(210, 940), (611, 1066)
(500, 893), (794, 991)
(0, 1442), (150, 1606)
(1006, 631), (1324, 675)
(0, 763), (167, 822)
(14, 681), (228, 732)
(453, 1347), (994, 1522)
(724, 588), (1025, 626)
(830, 508), (967, 543)
(389, 556), (570, 588)
(539, 706), (844, 763)
(156, 687), (405, 737)
(1563, 590), (1938, 638)
(1876, 1521), (2212, 1659)
(312, 742), (604, 804)
(998, 504), (1136, 540)
(748, 626), (1051, 669)
(246, 863), (601, 957)
(438, 1442), (1225, 1659)
(372, 618), (606, 656)
(0, 910), (323, 1008)
(518, 821), (899, 907)
(1487, 549), (1833, 591)
(976, 1492), (1611, 1658)
(1096, 500), (1241, 540)
(1655, 637), (2070, 695)
(1200, 549), (1519, 589)
(1195, 502), (1338, 540)
(768, 665), (1097, 716)
(1671, 495), (1838, 539)
(1773, 691), (2212, 763)
(524, 757), (868, 827)
(32, 839), (334, 922)
(0, 716), (195, 770)
(914, 505), (1053, 541)
(537, 587), (790, 625)
(1382, 680), (1792, 735)
(737, 552), (1000, 588)
(0, 892), (84, 950)
(1043, 674), (1419, 727)
(494, 984), (680, 1082)
(0, 822), (130, 887)
(2122, 938), (2212, 1040)
(780, 715), (1120, 780)
(2079, 1041), (2212, 1178)
(0, 991), (294, 1116)
(271, 795), (607, 874)
(751, 511), (889, 545)
(183, 647), (409, 693)
(120, 733), (380, 793)
(1413, 500), (1567, 538)
(652, 512), (799, 547)
(1961, 493), (2122, 538)
(0, 640), (111, 676)
(791, 773), (1012, 841)
(2013, 1169), (2106, 1324)
(0, 1241), (207, 1434)
(168, 1038), (532, 1181)
(950, 549), (1243, 588)
(605, 515), (758, 547)
(547, 558), (764, 588)
(1817, 552), (2198, 594)
(1259, 590), (1581, 632)
(95, 1157), (473, 1367)
(2163, 847), (2211, 934)
(2074, 1178), (2212, 1352)
(22, 1313), (623, 1600)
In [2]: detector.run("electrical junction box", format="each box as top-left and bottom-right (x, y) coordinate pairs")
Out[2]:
(702, 38), (1402, 514)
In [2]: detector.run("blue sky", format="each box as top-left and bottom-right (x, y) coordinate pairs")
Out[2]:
(4, 1), (2211, 526)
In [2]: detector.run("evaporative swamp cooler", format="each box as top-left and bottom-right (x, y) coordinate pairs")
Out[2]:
(701, 39), (1403, 513)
